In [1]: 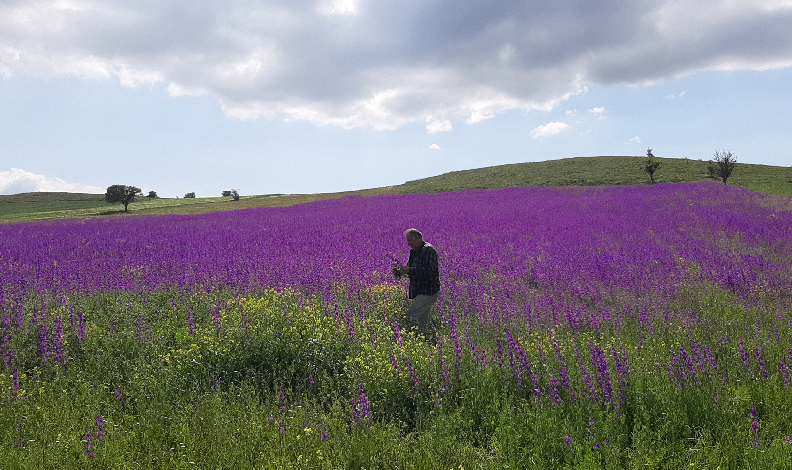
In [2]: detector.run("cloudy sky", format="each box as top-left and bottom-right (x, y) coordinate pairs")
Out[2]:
(2, 0), (791, 197)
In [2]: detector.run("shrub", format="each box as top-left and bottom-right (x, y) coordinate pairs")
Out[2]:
(184, 192), (196, 199)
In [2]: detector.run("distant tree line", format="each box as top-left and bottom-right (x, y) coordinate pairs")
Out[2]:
(221, 190), (240, 201)
(104, 187), (242, 212)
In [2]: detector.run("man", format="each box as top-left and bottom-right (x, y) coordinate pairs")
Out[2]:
(391, 228), (440, 333)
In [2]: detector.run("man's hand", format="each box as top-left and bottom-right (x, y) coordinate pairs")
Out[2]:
(391, 262), (409, 277)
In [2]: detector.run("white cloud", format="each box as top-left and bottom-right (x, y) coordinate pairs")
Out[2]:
(1, 1), (791, 130)
(317, 0), (359, 16)
(589, 107), (607, 120)
(666, 91), (686, 99)
(565, 109), (577, 116)
(0, 168), (104, 195)
(429, 143), (441, 150)
(426, 119), (453, 134)
(466, 110), (496, 124)
(530, 121), (569, 140)
(630, 136), (642, 143)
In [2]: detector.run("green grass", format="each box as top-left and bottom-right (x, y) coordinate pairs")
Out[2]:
(397, 156), (792, 196)
(0, 193), (285, 222)
(3, 156), (791, 222)
(0, 192), (106, 218)
(3, 285), (792, 468)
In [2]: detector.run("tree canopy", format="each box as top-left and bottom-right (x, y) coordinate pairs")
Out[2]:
(105, 185), (142, 212)
(708, 149), (737, 184)
(643, 148), (661, 184)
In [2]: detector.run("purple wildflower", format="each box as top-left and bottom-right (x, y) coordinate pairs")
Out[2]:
(84, 415), (106, 458)
(739, 338), (749, 366)
(12, 306), (22, 328)
(308, 373), (316, 391)
(38, 323), (51, 365)
(575, 343), (597, 403)
(393, 320), (402, 346)
(754, 346), (769, 380)
(390, 350), (400, 370)
(589, 343), (612, 404)
(437, 339), (450, 393)
(452, 325), (462, 381)
(186, 307), (195, 337)
(1, 315), (14, 368)
(344, 310), (355, 338)
(210, 302), (222, 331)
(405, 357), (422, 393)
(136, 317), (152, 345)
(352, 382), (371, 426)
(52, 314), (64, 366)
(75, 310), (87, 343)
(613, 348), (630, 409)
(114, 387), (127, 404)
(749, 404), (761, 447)
(503, 328), (523, 390)
(548, 376), (562, 403)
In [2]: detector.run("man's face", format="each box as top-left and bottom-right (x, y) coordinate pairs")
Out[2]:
(406, 234), (422, 249)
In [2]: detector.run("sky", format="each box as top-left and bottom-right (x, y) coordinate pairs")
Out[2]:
(2, 0), (792, 197)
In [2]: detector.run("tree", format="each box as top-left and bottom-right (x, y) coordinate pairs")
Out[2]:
(644, 148), (661, 184)
(184, 192), (196, 198)
(105, 185), (142, 212)
(147, 191), (158, 198)
(230, 189), (240, 201)
(221, 190), (232, 197)
(708, 149), (737, 184)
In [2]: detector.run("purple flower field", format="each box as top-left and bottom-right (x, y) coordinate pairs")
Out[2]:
(2, 181), (790, 305)
(2, 181), (792, 467)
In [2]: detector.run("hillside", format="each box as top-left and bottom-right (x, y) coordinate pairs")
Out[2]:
(2, 156), (790, 222)
(397, 156), (792, 195)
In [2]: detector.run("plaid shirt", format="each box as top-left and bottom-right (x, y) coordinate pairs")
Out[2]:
(407, 241), (440, 299)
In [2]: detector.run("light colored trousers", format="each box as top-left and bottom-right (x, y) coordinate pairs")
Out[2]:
(406, 292), (439, 331)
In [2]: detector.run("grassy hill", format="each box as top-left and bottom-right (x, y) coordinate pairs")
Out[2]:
(0, 192), (107, 218)
(397, 156), (792, 195)
(2, 156), (790, 222)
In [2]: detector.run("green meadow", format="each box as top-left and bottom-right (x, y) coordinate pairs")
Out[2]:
(2, 156), (790, 222)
